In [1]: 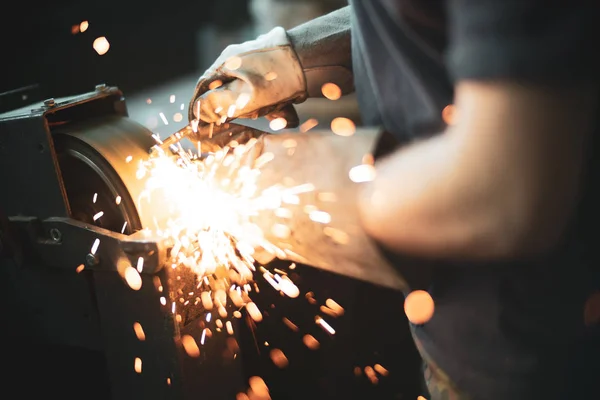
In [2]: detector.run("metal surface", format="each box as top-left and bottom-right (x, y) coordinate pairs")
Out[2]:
(0, 86), (128, 220)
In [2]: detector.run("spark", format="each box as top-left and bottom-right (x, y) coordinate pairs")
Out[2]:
(93, 192), (98, 203)
(121, 221), (128, 234)
(93, 36), (110, 55)
(159, 112), (169, 125)
(302, 334), (320, 350)
(269, 348), (289, 368)
(134, 357), (142, 373)
(92, 211), (104, 221)
(269, 118), (287, 131)
(124, 267), (142, 291)
(136, 257), (144, 273)
(299, 118), (318, 133)
(126, 155), (133, 163)
(169, 94), (176, 103)
(79, 21), (89, 32)
(331, 117), (356, 136)
(309, 210), (331, 224)
(76, 264), (85, 273)
(182, 334), (200, 357)
(349, 164), (376, 183)
(115, 195), (122, 205)
(146, 98), (152, 104)
(90, 238), (100, 255)
(315, 316), (336, 335)
(133, 322), (146, 341)
(321, 83), (342, 100)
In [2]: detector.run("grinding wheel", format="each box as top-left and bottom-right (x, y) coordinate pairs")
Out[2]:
(53, 116), (159, 233)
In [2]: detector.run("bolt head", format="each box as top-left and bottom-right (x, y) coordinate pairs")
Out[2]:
(86, 253), (99, 267)
(95, 83), (107, 91)
(49, 228), (62, 242)
(43, 98), (55, 107)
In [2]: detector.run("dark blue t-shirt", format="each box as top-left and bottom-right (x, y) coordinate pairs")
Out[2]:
(348, 0), (600, 398)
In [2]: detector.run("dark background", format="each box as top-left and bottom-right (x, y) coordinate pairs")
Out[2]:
(0, 0), (250, 101)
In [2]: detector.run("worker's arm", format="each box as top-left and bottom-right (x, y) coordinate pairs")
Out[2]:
(358, 1), (600, 260)
(286, 5), (353, 98)
(189, 6), (352, 126)
(359, 81), (597, 260)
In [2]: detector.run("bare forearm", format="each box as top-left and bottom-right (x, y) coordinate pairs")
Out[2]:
(358, 82), (597, 260)
(287, 6), (353, 97)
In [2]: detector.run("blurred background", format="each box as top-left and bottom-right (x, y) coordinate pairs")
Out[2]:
(0, 1), (423, 399)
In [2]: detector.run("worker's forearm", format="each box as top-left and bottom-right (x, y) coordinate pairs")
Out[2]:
(358, 82), (597, 261)
(287, 6), (353, 97)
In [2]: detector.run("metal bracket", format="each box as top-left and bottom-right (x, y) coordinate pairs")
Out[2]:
(7, 216), (170, 274)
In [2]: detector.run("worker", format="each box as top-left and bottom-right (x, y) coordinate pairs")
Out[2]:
(188, 1), (600, 399)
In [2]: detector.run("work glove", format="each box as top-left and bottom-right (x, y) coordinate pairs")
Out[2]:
(208, 126), (407, 291)
(189, 6), (354, 129)
(189, 26), (306, 128)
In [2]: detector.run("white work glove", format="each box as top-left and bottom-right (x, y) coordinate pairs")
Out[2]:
(189, 26), (307, 128)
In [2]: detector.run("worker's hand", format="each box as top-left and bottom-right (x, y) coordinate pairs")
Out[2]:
(189, 27), (307, 129)
(235, 129), (406, 291)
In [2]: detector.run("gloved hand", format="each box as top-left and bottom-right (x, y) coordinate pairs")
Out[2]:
(189, 26), (306, 128)
(189, 6), (354, 129)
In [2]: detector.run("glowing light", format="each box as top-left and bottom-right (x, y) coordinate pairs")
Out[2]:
(374, 364), (389, 376)
(442, 104), (457, 125)
(248, 377), (269, 398)
(299, 118), (318, 133)
(133, 322), (146, 341)
(315, 316), (336, 335)
(309, 210), (331, 224)
(124, 267), (142, 291)
(115, 195), (122, 205)
(321, 83), (342, 100)
(146, 98), (152, 104)
(76, 264), (85, 273)
(173, 112), (183, 122)
(159, 112), (169, 125)
(270, 348), (289, 368)
(134, 357), (142, 373)
(90, 238), (100, 255)
(302, 334), (320, 350)
(404, 290), (435, 325)
(269, 117), (287, 131)
(331, 117), (356, 136)
(182, 334), (201, 357)
(349, 164), (376, 183)
(136, 257), (144, 273)
(80, 21), (89, 32)
(169, 94), (176, 103)
(93, 36), (110, 55)
(246, 302), (263, 322)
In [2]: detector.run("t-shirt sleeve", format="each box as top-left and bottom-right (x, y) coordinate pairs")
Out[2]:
(446, 0), (600, 83)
